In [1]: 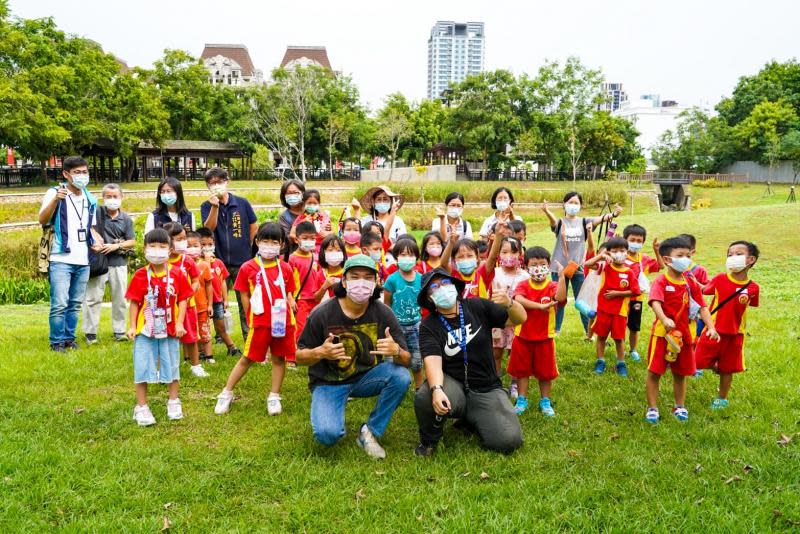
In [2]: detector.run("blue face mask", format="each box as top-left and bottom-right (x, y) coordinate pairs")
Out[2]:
(160, 192), (177, 206)
(457, 258), (477, 275)
(397, 257), (416, 272)
(374, 202), (391, 214)
(669, 256), (692, 273)
(628, 242), (643, 253)
(432, 284), (458, 310)
(305, 204), (319, 214)
(564, 203), (581, 216)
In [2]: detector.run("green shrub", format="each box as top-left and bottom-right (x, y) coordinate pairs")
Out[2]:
(692, 178), (731, 188)
(0, 278), (50, 304)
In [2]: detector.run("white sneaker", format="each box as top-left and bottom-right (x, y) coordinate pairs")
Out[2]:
(190, 364), (210, 378)
(509, 382), (519, 401)
(267, 393), (282, 416)
(215, 390), (234, 415)
(356, 424), (386, 459)
(133, 405), (156, 426)
(167, 398), (183, 420)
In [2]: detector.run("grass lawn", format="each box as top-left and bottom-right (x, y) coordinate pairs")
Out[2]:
(1, 197), (799, 531)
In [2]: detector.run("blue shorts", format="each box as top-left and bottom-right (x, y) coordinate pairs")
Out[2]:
(211, 302), (225, 321)
(401, 322), (422, 372)
(133, 335), (180, 384)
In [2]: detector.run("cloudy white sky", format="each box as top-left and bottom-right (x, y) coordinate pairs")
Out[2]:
(10, 0), (799, 112)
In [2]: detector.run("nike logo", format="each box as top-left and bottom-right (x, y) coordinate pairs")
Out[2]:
(444, 325), (482, 357)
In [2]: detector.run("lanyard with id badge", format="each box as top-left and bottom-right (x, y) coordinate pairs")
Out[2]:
(437, 303), (470, 391)
(67, 194), (89, 242)
(252, 257), (288, 338)
(146, 266), (172, 339)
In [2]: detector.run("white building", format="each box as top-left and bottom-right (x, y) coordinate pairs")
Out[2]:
(613, 95), (693, 164)
(201, 44), (263, 87)
(599, 82), (628, 112)
(427, 21), (485, 100)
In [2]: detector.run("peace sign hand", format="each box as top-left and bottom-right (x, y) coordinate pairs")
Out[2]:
(370, 327), (400, 357)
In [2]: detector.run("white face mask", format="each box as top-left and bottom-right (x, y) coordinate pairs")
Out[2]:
(259, 243), (280, 260)
(300, 239), (316, 252)
(564, 203), (581, 216)
(726, 254), (748, 273)
(447, 207), (463, 219)
(145, 247), (169, 265)
(202, 246), (215, 256)
(326, 251), (344, 266)
(104, 198), (121, 210)
(173, 239), (188, 253)
(71, 173), (90, 189)
(495, 200), (510, 212)
(210, 183), (227, 198)
(611, 251), (627, 263)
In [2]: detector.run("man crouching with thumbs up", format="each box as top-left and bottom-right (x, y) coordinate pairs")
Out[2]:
(296, 254), (411, 459)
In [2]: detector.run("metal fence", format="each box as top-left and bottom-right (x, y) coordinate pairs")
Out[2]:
(464, 169), (604, 181)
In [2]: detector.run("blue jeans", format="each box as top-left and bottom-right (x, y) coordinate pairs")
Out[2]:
(310, 362), (412, 446)
(553, 270), (589, 334)
(48, 262), (90, 345)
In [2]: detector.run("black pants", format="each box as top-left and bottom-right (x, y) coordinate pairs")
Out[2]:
(414, 375), (523, 453)
(226, 265), (249, 340)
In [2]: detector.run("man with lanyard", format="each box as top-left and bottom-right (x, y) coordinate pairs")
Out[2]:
(38, 156), (102, 352)
(414, 268), (526, 456)
(200, 167), (258, 338)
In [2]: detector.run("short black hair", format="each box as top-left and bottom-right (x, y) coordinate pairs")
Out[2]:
(476, 239), (488, 254)
(156, 177), (189, 217)
(144, 228), (170, 246)
(63, 156), (89, 172)
(256, 222), (285, 242)
(454, 238), (479, 257)
(420, 231), (444, 261)
(362, 220), (384, 238)
(605, 236), (629, 251)
(204, 167), (228, 184)
(197, 227), (214, 240)
(185, 231), (200, 240)
(490, 187), (515, 209)
(445, 192), (465, 205)
(393, 236), (420, 260)
(677, 233), (697, 249)
(729, 240), (760, 258)
(659, 236), (692, 257)
(162, 222), (186, 238)
(509, 219), (526, 234)
(295, 221), (317, 237)
(279, 179), (306, 208)
(563, 191), (583, 204)
(623, 224), (647, 240)
(341, 217), (361, 233)
(318, 234), (346, 269)
(524, 246), (550, 263)
(360, 232), (382, 249)
(303, 189), (321, 203)
(500, 236), (523, 254)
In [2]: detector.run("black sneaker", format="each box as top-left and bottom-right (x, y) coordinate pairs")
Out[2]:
(414, 443), (436, 457)
(114, 333), (128, 342)
(85, 334), (98, 345)
(50, 343), (66, 353)
(227, 346), (242, 357)
(214, 335), (223, 345)
(64, 340), (79, 350)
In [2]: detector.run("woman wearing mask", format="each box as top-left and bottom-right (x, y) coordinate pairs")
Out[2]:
(541, 191), (621, 335)
(359, 186), (407, 244)
(278, 179), (307, 238)
(478, 187), (522, 239)
(144, 177), (195, 234)
(433, 192), (473, 240)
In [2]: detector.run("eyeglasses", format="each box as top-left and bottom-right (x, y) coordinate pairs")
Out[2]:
(428, 279), (453, 292)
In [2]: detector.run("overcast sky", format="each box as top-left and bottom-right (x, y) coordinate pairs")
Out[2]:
(10, 0), (799, 112)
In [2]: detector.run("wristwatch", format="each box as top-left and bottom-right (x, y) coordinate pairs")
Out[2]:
(431, 385), (444, 392)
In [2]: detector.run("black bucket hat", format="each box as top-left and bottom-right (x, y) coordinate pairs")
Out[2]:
(417, 267), (466, 311)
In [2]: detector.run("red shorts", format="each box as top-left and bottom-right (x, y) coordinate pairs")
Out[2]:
(244, 325), (297, 363)
(507, 337), (559, 382)
(695, 333), (745, 374)
(180, 306), (198, 344)
(294, 299), (317, 342)
(197, 310), (211, 344)
(647, 333), (695, 376)
(591, 311), (627, 340)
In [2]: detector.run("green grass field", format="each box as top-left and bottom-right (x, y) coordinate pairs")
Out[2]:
(1, 187), (800, 531)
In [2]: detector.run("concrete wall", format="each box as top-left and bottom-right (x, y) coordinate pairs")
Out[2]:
(360, 164), (456, 183)
(720, 160), (798, 183)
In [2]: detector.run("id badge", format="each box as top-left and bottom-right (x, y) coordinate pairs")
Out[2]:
(77, 228), (87, 242)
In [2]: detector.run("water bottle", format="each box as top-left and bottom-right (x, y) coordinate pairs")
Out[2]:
(271, 298), (287, 338)
(575, 299), (597, 319)
(605, 221), (618, 241)
(152, 308), (168, 339)
(223, 310), (234, 332)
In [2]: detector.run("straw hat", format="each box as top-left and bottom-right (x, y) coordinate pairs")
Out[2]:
(359, 185), (405, 212)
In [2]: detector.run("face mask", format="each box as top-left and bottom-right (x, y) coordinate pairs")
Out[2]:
(374, 202), (391, 214)
(457, 258), (477, 275)
(259, 243), (280, 260)
(432, 284), (458, 310)
(71, 173), (90, 189)
(173, 240), (188, 253)
(495, 200), (510, 212)
(397, 257), (416, 272)
(668, 256), (692, 273)
(346, 278), (375, 304)
(564, 203), (581, 216)
(160, 192), (177, 206)
(300, 239), (316, 252)
(305, 204), (319, 214)
(726, 255), (748, 273)
(326, 251), (344, 266)
(209, 183), (227, 197)
(104, 198), (121, 210)
(611, 251), (627, 263)
(447, 207), (463, 219)
(202, 246), (215, 256)
(343, 231), (361, 245)
(369, 250), (382, 263)
(145, 247), (169, 265)
(499, 256), (519, 268)
(426, 245), (443, 258)
(286, 193), (302, 206)
(529, 265), (550, 281)
(627, 242), (643, 253)
(186, 246), (201, 259)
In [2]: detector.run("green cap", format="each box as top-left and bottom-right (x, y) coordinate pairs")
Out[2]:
(343, 254), (378, 275)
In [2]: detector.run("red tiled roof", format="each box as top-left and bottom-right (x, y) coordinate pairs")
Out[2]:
(201, 44), (257, 77)
(280, 46), (332, 70)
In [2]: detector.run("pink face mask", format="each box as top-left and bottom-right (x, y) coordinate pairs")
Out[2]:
(345, 278), (375, 304)
(499, 256), (519, 268)
(343, 231), (361, 245)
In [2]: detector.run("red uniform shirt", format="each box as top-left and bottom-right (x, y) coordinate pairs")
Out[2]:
(625, 252), (660, 302)
(688, 262), (709, 286)
(291, 211), (331, 250)
(703, 273), (759, 335)
(209, 258), (229, 303)
(453, 263), (495, 299)
(234, 258), (296, 329)
(319, 266), (343, 299)
(168, 254), (200, 307)
(513, 279), (561, 341)
(414, 260), (439, 275)
(648, 272), (705, 337)
(289, 251), (322, 301)
(596, 262), (640, 317)
(126, 264), (193, 337)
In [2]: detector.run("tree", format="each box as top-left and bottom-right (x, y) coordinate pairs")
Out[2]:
(779, 130), (800, 183)
(407, 99), (450, 163)
(651, 108), (732, 172)
(733, 99), (798, 165)
(375, 94), (413, 169)
(716, 60), (800, 127)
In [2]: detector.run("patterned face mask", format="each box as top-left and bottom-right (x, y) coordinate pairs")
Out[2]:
(528, 264), (550, 281)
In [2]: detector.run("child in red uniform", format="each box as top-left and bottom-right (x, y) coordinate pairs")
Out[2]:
(126, 228), (193, 426)
(290, 221), (324, 344)
(186, 231), (215, 363)
(163, 223), (209, 378)
(440, 222), (505, 299)
(197, 228), (241, 357)
(507, 247), (567, 416)
(361, 232), (389, 284)
(645, 236), (719, 424)
(214, 223), (297, 417)
(314, 235), (346, 304)
(695, 241), (760, 409)
(678, 233), (711, 348)
(341, 217), (363, 259)
(623, 224), (663, 362)
(289, 189), (333, 253)
(584, 237), (641, 378)
(416, 231), (445, 274)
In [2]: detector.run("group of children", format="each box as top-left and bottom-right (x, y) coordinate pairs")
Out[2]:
(128, 188), (760, 428)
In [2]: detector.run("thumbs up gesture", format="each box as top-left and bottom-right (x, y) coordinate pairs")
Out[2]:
(370, 327), (400, 357)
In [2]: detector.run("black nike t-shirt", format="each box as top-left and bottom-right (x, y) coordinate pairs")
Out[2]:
(419, 297), (509, 393)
